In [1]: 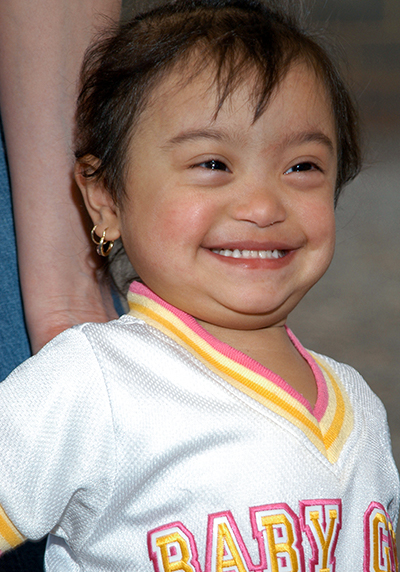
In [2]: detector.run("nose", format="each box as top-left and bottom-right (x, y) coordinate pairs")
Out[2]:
(231, 179), (287, 228)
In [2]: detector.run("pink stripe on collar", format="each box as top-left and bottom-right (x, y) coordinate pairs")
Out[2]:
(129, 281), (328, 420)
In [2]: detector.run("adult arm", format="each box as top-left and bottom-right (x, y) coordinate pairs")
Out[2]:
(0, 0), (121, 354)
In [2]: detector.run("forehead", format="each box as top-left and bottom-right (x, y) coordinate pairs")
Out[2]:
(130, 61), (336, 156)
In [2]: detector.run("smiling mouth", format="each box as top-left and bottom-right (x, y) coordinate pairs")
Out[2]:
(211, 248), (287, 259)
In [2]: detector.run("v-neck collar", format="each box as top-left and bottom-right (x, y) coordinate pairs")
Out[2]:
(127, 282), (353, 463)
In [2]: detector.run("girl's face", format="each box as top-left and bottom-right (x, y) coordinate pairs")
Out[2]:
(115, 63), (337, 331)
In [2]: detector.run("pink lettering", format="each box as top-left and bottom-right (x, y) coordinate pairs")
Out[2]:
(364, 502), (397, 572)
(205, 512), (255, 572)
(300, 500), (341, 572)
(250, 503), (305, 572)
(148, 522), (202, 572)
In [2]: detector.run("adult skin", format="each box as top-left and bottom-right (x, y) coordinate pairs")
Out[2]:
(0, 0), (121, 356)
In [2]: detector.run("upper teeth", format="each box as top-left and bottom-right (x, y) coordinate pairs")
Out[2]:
(212, 248), (285, 259)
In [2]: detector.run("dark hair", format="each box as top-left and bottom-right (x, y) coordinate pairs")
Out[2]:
(75, 0), (361, 207)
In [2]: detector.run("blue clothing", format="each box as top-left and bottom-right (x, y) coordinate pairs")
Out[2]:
(0, 121), (45, 570)
(0, 120), (31, 382)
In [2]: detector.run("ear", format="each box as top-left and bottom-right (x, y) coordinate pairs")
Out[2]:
(75, 156), (121, 242)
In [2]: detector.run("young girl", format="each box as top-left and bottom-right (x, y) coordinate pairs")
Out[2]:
(0, 1), (398, 570)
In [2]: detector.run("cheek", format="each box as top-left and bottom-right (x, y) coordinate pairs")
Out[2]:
(317, 205), (336, 248)
(121, 196), (216, 276)
(300, 195), (336, 248)
(147, 196), (216, 247)
(309, 205), (336, 275)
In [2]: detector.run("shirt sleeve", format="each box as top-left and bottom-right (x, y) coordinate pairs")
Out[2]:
(0, 326), (116, 553)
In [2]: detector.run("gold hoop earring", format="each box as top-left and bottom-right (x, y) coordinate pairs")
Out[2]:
(91, 225), (114, 257)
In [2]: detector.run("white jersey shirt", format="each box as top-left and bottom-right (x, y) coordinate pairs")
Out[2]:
(0, 282), (398, 571)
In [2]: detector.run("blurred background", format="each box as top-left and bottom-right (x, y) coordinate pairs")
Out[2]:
(122, 0), (400, 468)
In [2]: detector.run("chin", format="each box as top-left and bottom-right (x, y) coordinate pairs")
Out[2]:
(214, 304), (289, 330)
(229, 294), (290, 315)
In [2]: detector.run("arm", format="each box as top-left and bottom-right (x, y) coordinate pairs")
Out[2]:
(0, 328), (115, 551)
(0, 0), (121, 354)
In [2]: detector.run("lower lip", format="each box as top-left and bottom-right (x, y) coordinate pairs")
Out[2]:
(206, 249), (296, 269)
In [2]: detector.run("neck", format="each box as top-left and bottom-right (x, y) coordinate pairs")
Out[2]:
(196, 319), (317, 407)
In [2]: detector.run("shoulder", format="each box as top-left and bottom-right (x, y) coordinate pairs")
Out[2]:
(73, 312), (170, 352)
(5, 313), (149, 378)
(0, 316), (141, 407)
(2, 312), (178, 405)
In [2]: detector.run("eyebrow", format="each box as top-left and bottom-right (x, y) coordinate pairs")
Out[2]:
(162, 128), (229, 149)
(279, 131), (336, 155)
(162, 127), (336, 154)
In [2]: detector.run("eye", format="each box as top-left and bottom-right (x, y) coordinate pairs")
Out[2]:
(195, 159), (230, 172)
(284, 162), (321, 174)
